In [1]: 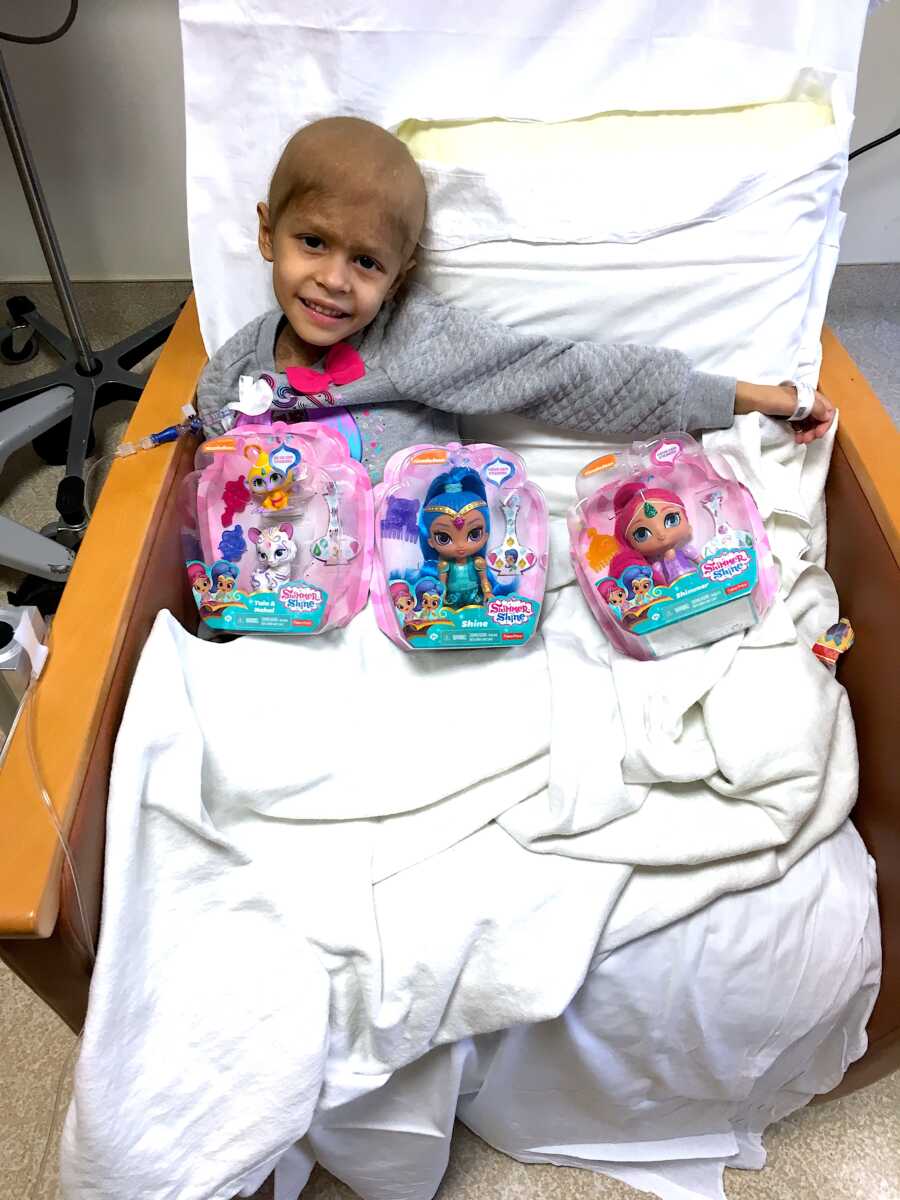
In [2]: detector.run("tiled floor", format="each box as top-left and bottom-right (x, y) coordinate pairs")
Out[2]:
(0, 272), (897, 1200)
(824, 264), (900, 426)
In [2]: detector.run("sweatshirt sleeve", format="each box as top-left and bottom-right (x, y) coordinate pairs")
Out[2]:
(195, 313), (274, 437)
(196, 353), (227, 435)
(340, 286), (736, 436)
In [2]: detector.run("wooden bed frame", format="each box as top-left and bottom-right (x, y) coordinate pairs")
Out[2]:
(0, 299), (897, 1099)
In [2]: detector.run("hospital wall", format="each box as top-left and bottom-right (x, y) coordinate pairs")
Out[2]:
(0, 0), (897, 281)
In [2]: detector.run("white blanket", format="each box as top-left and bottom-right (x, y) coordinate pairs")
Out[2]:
(284, 820), (878, 1200)
(61, 416), (865, 1200)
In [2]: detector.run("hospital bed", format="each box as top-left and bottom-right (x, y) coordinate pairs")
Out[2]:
(0, 16), (898, 1199)
(0, 298), (896, 1104)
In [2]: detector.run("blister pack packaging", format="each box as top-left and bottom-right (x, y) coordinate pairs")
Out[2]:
(183, 422), (373, 635)
(568, 434), (778, 659)
(372, 443), (549, 650)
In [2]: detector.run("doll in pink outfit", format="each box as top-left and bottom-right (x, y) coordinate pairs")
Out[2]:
(609, 481), (699, 587)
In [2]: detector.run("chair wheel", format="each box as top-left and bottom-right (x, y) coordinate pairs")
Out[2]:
(0, 330), (39, 365)
(8, 574), (67, 617)
(32, 419), (96, 466)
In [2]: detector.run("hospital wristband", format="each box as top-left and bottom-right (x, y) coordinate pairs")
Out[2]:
(781, 380), (816, 423)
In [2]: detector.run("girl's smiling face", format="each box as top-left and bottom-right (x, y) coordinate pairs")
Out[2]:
(259, 194), (410, 363)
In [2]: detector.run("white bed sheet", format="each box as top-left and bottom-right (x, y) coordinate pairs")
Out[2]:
(247, 821), (879, 1200)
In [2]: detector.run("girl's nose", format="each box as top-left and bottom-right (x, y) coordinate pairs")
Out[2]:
(316, 253), (352, 292)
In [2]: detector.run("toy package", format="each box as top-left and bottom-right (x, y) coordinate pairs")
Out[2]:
(183, 422), (373, 635)
(568, 434), (778, 659)
(372, 443), (549, 650)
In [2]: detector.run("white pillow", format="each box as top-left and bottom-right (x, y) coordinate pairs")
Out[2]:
(401, 96), (849, 389)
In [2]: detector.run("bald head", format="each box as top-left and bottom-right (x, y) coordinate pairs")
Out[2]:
(267, 117), (426, 258)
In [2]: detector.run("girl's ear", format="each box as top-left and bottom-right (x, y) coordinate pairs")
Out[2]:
(386, 255), (417, 301)
(258, 203), (275, 263)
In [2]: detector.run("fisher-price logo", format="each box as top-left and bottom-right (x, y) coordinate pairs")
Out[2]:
(487, 597), (534, 626)
(279, 584), (323, 613)
(700, 549), (751, 583)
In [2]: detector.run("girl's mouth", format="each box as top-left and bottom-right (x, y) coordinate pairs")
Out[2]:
(300, 298), (351, 326)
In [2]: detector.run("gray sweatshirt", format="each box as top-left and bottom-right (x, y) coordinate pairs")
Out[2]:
(197, 283), (736, 481)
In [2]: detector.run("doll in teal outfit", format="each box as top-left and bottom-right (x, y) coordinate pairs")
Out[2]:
(418, 468), (494, 610)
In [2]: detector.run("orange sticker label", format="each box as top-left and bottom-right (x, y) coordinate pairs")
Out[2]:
(204, 437), (236, 453)
(580, 453), (617, 477)
(410, 449), (449, 466)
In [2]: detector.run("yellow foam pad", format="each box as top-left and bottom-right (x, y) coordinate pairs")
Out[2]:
(396, 100), (833, 166)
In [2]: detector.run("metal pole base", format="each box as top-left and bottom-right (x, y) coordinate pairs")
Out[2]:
(1, 295), (182, 526)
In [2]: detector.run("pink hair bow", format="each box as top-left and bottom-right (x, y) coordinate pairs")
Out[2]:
(284, 342), (365, 396)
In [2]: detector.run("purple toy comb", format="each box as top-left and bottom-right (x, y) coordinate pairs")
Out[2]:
(380, 496), (419, 543)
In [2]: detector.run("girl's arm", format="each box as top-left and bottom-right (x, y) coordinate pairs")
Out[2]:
(735, 382), (835, 445)
(347, 286), (834, 443)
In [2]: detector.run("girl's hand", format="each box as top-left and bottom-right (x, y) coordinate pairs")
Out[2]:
(734, 382), (835, 444)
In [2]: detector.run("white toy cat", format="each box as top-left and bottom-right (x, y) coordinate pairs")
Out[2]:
(248, 523), (297, 592)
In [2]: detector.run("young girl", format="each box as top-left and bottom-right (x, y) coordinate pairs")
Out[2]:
(197, 118), (834, 483)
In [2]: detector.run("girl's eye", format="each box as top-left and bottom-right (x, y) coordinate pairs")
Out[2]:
(300, 235), (324, 250)
(356, 254), (381, 272)
(632, 527), (651, 543)
(468, 526), (484, 542)
(435, 532), (452, 546)
(664, 512), (681, 528)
